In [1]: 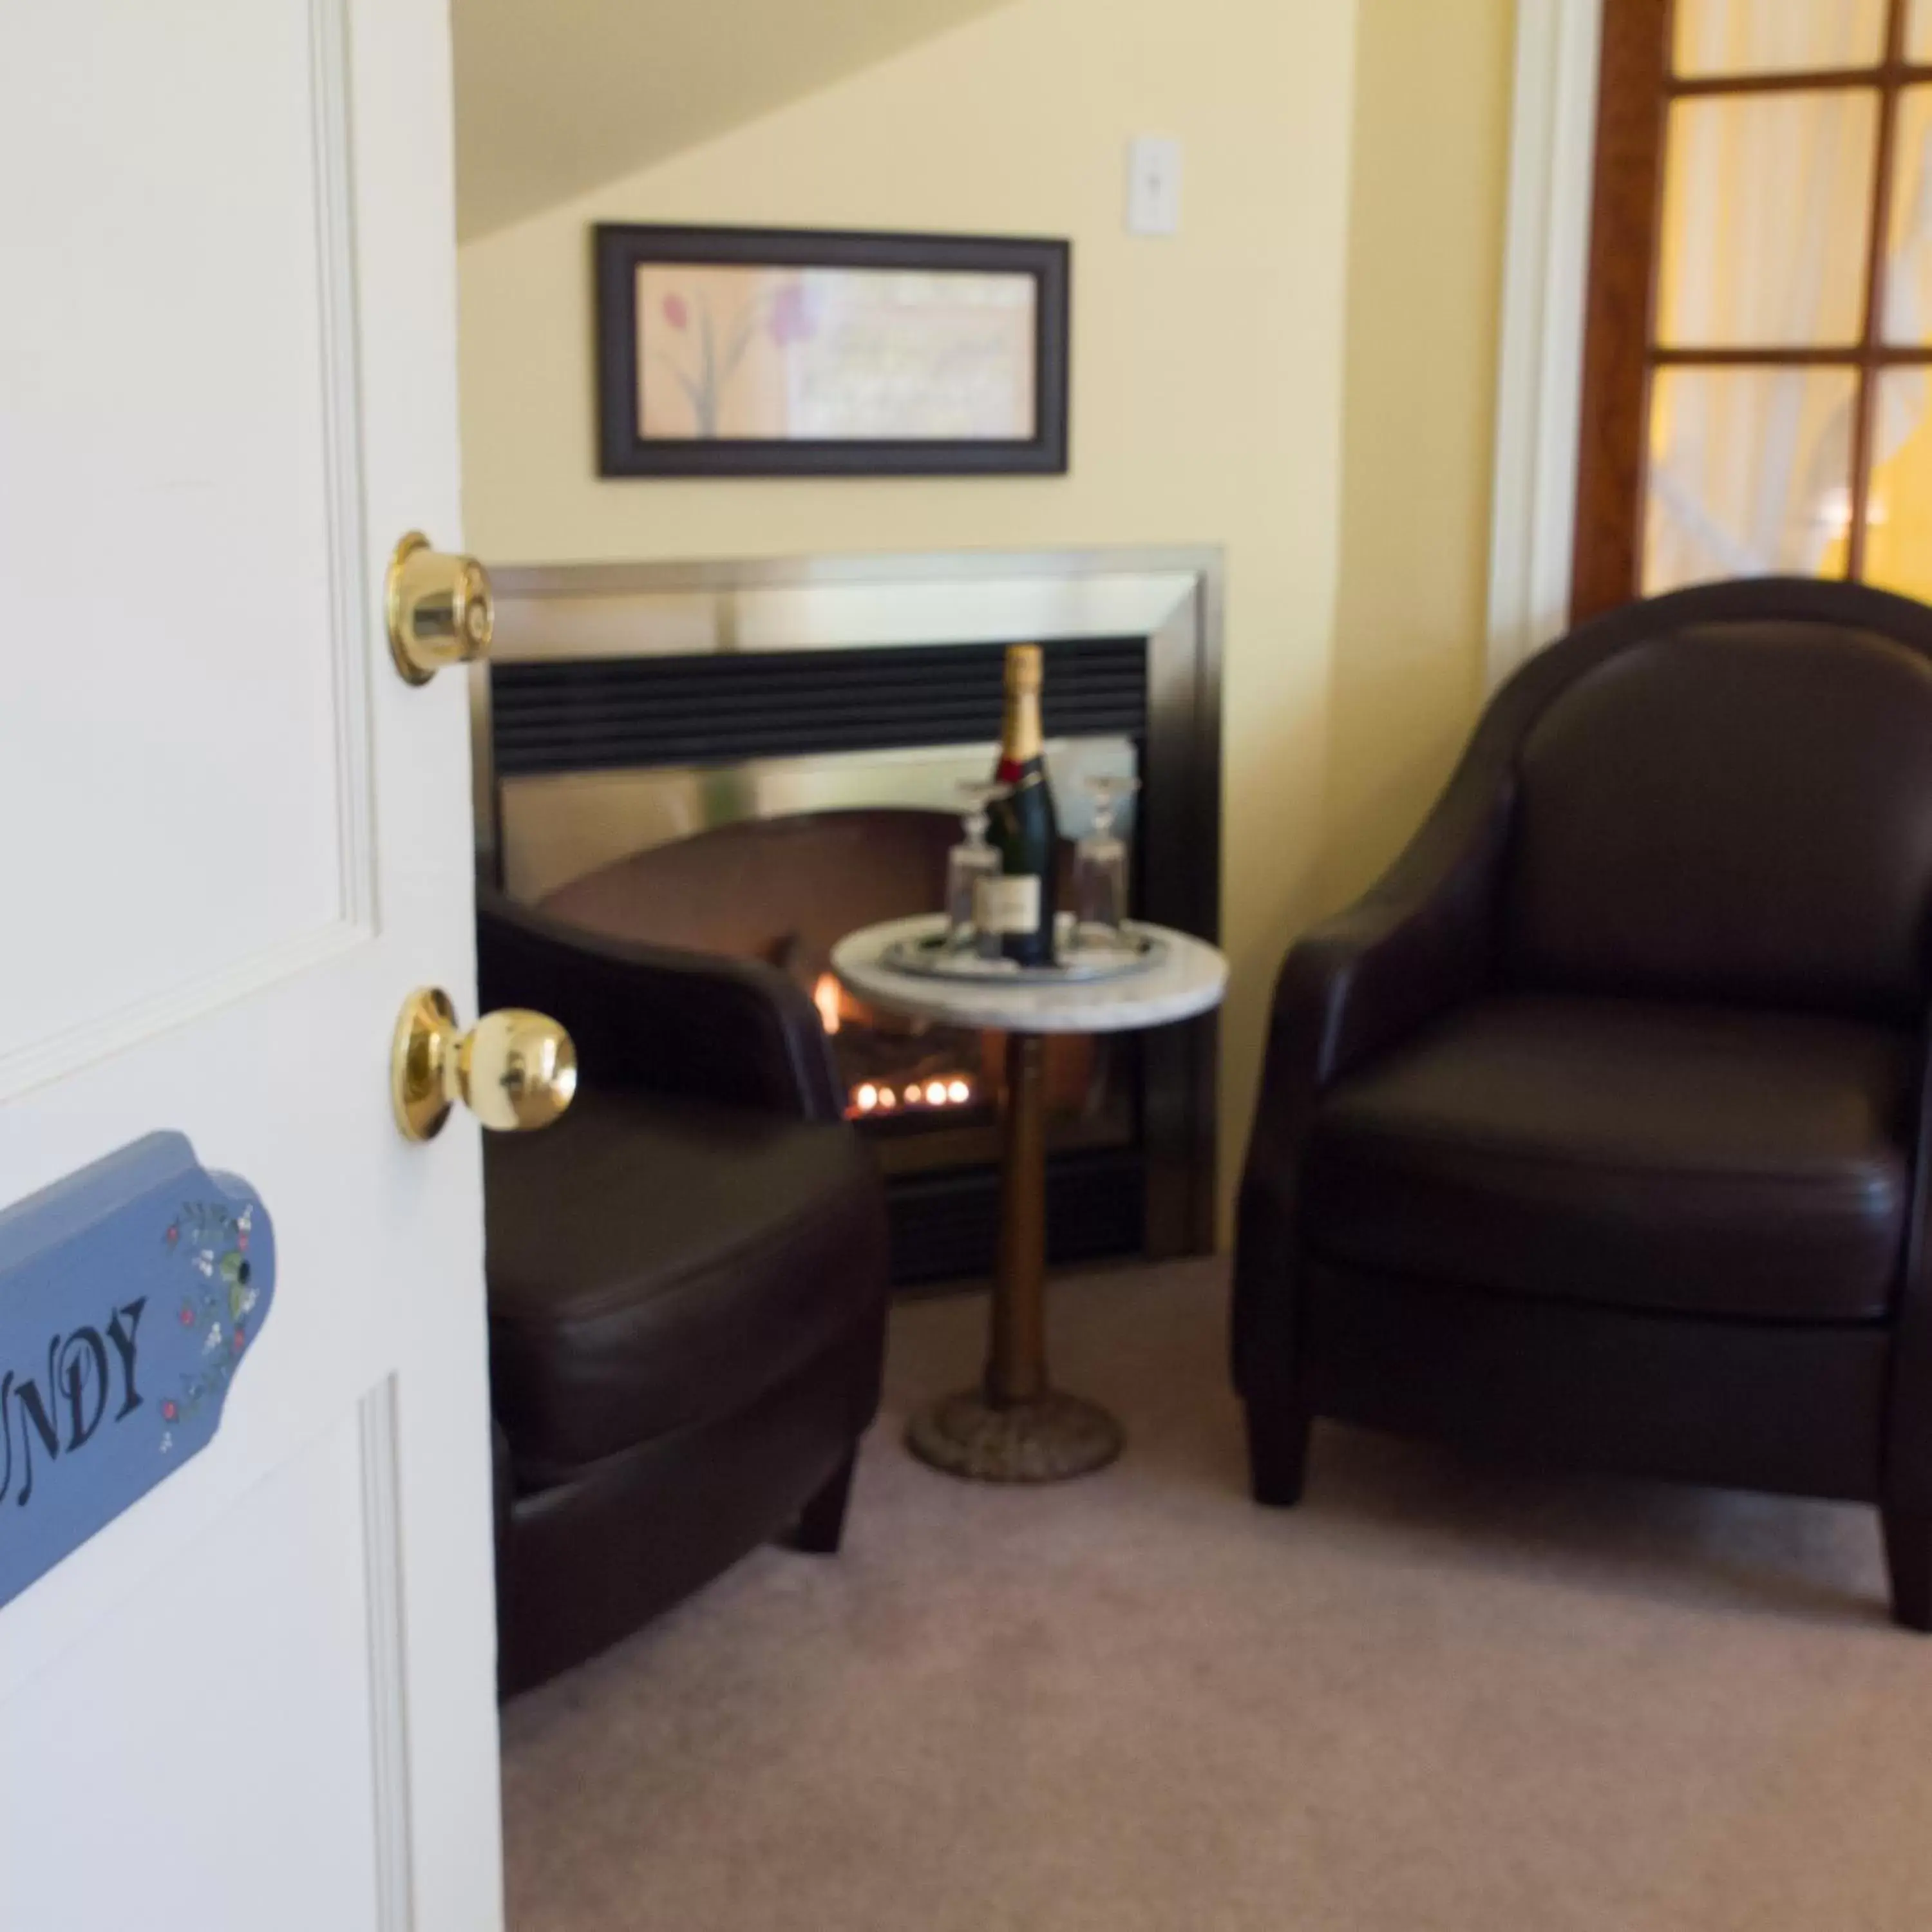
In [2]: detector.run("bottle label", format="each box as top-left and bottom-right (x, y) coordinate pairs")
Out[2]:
(974, 874), (1041, 934)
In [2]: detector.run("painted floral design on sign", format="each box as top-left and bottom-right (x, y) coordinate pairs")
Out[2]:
(157, 1201), (260, 1456)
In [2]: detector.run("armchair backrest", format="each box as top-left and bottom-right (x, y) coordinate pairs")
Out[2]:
(1501, 583), (1932, 1023)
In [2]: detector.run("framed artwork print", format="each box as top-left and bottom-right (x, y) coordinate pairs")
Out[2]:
(594, 225), (1070, 478)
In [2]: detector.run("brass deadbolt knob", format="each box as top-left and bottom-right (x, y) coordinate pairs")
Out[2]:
(386, 531), (494, 685)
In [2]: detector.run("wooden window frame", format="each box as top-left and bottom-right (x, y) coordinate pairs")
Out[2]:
(1572, 0), (1932, 620)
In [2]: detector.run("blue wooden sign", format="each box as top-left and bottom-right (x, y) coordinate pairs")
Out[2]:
(0, 1133), (275, 1609)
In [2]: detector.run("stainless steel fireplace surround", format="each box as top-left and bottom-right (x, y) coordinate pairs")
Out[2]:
(473, 549), (1224, 1281)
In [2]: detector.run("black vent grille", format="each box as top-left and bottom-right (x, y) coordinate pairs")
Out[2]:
(491, 638), (1148, 777)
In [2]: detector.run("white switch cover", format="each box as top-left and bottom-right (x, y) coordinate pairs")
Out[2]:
(1127, 135), (1182, 236)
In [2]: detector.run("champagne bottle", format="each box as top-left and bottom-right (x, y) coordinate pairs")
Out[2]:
(980, 643), (1059, 965)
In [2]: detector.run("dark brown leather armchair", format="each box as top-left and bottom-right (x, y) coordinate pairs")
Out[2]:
(479, 893), (889, 1694)
(1235, 578), (1932, 1629)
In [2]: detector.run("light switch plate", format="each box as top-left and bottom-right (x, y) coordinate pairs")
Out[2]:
(1127, 135), (1182, 236)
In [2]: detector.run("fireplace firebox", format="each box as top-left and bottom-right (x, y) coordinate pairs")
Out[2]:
(540, 804), (1135, 1177)
(475, 551), (1222, 1287)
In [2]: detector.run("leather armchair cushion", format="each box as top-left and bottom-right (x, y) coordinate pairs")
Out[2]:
(486, 1090), (887, 1472)
(1302, 995), (1916, 1322)
(1504, 623), (1932, 1019)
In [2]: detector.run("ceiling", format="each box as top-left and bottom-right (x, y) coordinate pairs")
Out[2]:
(452, 0), (1018, 241)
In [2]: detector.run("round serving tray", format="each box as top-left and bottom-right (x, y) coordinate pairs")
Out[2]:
(880, 925), (1168, 985)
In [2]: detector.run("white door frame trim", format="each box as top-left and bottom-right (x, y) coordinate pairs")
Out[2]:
(1485, 0), (1604, 687)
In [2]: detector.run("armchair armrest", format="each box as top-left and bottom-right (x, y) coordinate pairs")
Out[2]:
(1265, 740), (1511, 1112)
(1233, 732), (1516, 1397)
(477, 891), (845, 1124)
(1274, 765), (1513, 1099)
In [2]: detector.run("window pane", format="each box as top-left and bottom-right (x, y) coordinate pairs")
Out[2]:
(1885, 89), (1932, 343)
(1911, 0), (1932, 64)
(1645, 367), (1859, 594)
(1864, 369), (1932, 596)
(1675, 0), (1885, 77)
(1657, 93), (1877, 348)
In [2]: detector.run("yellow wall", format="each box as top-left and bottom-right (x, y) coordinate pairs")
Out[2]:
(1325, 0), (1515, 908)
(452, 0), (1015, 238)
(457, 0), (1517, 1226)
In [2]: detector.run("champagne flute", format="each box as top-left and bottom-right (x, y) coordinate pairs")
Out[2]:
(947, 781), (1008, 955)
(1073, 773), (1139, 950)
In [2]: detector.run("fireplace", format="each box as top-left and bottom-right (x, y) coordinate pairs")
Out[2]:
(538, 804), (1135, 1171)
(475, 549), (1222, 1287)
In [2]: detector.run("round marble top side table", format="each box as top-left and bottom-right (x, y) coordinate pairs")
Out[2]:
(832, 914), (1228, 1482)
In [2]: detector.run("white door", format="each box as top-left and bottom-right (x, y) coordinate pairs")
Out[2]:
(0, 3), (503, 1928)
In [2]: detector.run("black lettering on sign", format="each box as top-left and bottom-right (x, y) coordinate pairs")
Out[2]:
(8, 1365), (62, 1510)
(59, 1329), (109, 1452)
(0, 1297), (149, 1512)
(106, 1298), (145, 1421)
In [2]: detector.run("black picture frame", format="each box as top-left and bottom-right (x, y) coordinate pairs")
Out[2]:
(593, 224), (1071, 478)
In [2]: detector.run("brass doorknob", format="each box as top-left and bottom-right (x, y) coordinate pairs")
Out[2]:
(386, 532), (493, 684)
(390, 989), (577, 1142)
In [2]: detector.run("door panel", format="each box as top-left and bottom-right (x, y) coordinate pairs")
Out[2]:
(0, 2), (500, 1927)
(1, 1414), (383, 1930)
(0, 0), (372, 1085)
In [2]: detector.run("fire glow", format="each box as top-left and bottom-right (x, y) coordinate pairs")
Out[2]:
(853, 1077), (975, 1116)
(813, 973), (843, 1035)
(811, 976), (978, 1120)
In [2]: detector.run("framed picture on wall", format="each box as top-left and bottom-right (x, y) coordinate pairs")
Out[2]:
(593, 224), (1070, 478)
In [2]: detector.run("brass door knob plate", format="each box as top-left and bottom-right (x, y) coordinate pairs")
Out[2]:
(391, 989), (577, 1142)
(386, 532), (494, 685)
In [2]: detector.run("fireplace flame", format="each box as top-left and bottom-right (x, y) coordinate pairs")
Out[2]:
(813, 972), (842, 1036)
(851, 1075), (977, 1119)
(814, 974), (979, 1119)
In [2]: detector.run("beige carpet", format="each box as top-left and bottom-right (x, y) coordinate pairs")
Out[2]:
(500, 1258), (1932, 1931)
